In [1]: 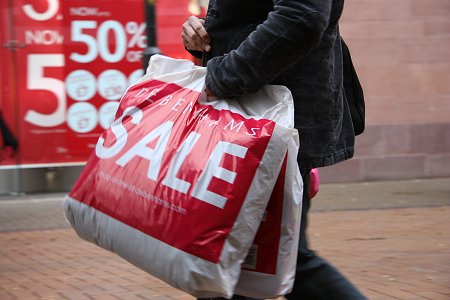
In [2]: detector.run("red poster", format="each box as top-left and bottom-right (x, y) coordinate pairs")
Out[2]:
(2, 0), (66, 166)
(0, 0), (18, 165)
(17, 0), (70, 165)
(0, 0), (204, 167)
(62, 1), (147, 161)
(0, 0), (147, 166)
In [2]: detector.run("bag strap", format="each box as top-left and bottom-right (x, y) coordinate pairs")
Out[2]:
(342, 39), (365, 136)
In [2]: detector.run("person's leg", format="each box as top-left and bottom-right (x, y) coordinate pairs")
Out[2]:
(198, 296), (258, 300)
(285, 169), (367, 300)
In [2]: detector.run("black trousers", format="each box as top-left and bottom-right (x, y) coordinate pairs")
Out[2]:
(283, 169), (367, 300)
(200, 169), (367, 300)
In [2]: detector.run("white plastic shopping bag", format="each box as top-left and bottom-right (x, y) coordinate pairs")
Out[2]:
(235, 131), (302, 298)
(63, 55), (297, 298)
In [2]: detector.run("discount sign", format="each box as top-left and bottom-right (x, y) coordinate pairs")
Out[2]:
(1, 0), (200, 167)
(0, 0), (146, 166)
(63, 1), (146, 159)
(69, 20), (146, 64)
(4, 0), (68, 166)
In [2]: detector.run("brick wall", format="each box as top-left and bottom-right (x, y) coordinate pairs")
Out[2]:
(320, 0), (450, 182)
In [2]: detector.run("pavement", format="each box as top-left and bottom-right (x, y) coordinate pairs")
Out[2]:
(0, 177), (449, 300)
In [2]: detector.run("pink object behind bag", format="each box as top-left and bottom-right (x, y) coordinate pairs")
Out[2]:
(309, 168), (320, 199)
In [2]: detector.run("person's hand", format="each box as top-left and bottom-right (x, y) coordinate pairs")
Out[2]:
(182, 16), (211, 52)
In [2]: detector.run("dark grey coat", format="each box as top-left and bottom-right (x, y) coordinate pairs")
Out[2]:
(197, 0), (355, 170)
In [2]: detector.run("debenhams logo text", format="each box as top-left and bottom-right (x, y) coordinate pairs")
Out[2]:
(131, 86), (262, 136)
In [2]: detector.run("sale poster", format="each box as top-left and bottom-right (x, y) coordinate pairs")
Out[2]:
(0, 0), (204, 168)
(11, 0), (69, 166)
(0, 0), (147, 166)
(62, 1), (147, 160)
(0, 0), (19, 166)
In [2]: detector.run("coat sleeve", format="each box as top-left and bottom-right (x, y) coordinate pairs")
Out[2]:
(206, 0), (332, 98)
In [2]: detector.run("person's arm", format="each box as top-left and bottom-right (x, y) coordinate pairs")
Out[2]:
(206, 0), (332, 98)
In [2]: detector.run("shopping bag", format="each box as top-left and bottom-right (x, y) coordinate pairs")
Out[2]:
(235, 131), (302, 298)
(63, 55), (297, 298)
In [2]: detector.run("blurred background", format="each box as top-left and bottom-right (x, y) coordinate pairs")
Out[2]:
(0, 1), (449, 300)
(1, 0), (449, 194)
